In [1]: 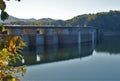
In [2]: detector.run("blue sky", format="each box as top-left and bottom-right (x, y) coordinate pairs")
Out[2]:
(5, 0), (120, 20)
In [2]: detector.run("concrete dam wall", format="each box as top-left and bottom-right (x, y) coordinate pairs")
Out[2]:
(5, 26), (98, 46)
(22, 31), (96, 46)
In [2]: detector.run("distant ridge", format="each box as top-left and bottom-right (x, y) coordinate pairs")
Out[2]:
(1, 10), (120, 30)
(0, 15), (56, 22)
(37, 18), (56, 22)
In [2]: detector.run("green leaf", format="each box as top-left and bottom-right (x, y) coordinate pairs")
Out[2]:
(1, 11), (9, 21)
(0, 0), (6, 11)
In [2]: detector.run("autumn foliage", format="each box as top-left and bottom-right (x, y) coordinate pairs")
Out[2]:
(0, 0), (26, 81)
(0, 35), (26, 81)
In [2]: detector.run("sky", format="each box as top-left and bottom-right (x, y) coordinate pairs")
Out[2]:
(5, 0), (120, 20)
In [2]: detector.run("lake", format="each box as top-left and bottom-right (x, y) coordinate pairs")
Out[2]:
(20, 36), (120, 81)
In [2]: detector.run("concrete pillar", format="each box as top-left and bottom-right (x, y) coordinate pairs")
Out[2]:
(21, 34), (29, 46)
(78, 31), (81, 45)
(36, 34), (44, 45)
(92, 31), (95, 50)
(78, 31), (81, 54)
(36, 34), (44, 54)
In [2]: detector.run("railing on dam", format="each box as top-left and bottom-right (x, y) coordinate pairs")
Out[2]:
(3, 25), (99, 46)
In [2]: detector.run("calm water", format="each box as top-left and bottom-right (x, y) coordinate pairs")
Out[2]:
(20, 36), (120, 81)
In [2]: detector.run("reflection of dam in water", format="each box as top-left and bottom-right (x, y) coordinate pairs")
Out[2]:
(22, 44), (94, 66)
(95, 36), (120, 54)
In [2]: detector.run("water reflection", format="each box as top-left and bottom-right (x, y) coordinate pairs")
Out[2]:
(21, 36), (120, 80)
(95, 36), (120, 54)
(21, 36), (120, 66)
(22, 43), (94, 66)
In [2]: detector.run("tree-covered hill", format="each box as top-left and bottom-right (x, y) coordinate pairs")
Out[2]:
(3, 10), (120, 30)
(66, 10), (120, 30)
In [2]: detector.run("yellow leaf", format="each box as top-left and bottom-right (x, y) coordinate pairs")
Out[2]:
(0, 60), (4, 65)
(13, 36), (19, 41)
(2, 48), (8, 54)
(10, 41), (14, 46)
(12, 78), (16, 81)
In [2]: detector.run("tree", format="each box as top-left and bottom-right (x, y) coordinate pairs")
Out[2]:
(0, 0), (26, 81)
(0, 0), (20, 22)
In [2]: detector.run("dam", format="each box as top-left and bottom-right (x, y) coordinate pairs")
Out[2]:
(4, 25), (99, 46)
(1, 25), (101, 65)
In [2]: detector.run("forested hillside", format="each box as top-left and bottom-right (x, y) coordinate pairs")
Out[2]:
(66, 10), (120, 30)
(3, 10), (120, 30)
